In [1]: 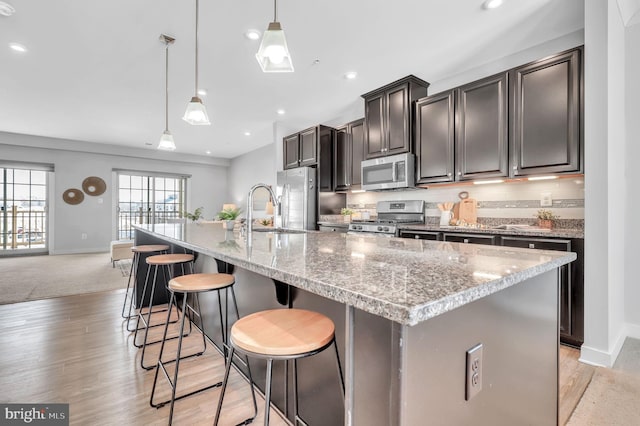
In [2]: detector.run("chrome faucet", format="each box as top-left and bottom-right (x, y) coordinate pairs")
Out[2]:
(246, 183), (280, 235)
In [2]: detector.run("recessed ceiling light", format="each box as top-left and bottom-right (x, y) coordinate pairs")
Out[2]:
(9, 43), (26, 53)
(0, 1), (15, 16)
(197, 89), (207, 96)
(277, 109), (285, 115)
(244, 131), (251, 136)
(482, 0), (503, 9)
(245, 29), (261, 40)
(206, 150), (211, 154)
(344, 71), (358, 80)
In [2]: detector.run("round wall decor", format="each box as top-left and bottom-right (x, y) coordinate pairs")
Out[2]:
(82, 176), (106, 196)
(63, 188), (84, 205)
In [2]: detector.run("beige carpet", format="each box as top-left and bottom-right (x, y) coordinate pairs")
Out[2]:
(567, 367), (640, 425)
(0, 253), (131, 305)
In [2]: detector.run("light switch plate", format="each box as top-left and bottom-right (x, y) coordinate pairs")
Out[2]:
(466, 343), (483, 400)
(540, 192), (553, 207)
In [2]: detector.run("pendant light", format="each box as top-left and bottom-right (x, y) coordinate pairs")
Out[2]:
(255, 0), (294, 73)
(158, 34), (177, 151)
(182, 0), (210, 125)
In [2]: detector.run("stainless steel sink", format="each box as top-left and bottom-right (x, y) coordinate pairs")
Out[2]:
(250, 228), (307, 234)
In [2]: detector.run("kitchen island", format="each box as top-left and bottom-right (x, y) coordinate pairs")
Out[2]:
(134, 222), (575, 425)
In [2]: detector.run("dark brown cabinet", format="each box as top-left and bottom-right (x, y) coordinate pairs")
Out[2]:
(283, 133), (300, 169)
(415, 91), (455, 184)
(334, 118), (364, 191)
(415, 73), (508, 184)
(283, 127), (320, 170)
(442, 233), (497, 245)
(456, 73), (509, 180)
(510, 48), (582, 176)
(283, 125), (335, 191)
(399, 230), (441, 241)
(501, 236), (583, 346)
(414, 47), (583, 186)
(362, 75), (429, 159)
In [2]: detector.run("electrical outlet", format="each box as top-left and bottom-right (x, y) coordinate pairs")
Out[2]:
(465, 343), (483, 400)
(81, 233), (87, 240)
(540, 192), (553, 207)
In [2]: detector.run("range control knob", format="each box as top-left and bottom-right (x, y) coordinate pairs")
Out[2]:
(383, 227), (390, 232)
(377, 226), (383, 231)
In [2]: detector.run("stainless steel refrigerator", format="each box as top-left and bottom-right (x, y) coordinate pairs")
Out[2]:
(276, 167), (317, 230)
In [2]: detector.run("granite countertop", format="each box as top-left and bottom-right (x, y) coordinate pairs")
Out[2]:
(135, 223), (576, 326)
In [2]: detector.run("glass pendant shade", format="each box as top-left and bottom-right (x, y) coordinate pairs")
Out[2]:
(183, 96), (211, 125)
(256, 22), (294, 72)
(158, 131), (177, 151)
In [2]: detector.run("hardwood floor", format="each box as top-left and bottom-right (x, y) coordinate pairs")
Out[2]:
(559, 345), (595, 425)
(0, 290), (287, 426)
(0, 288), (596, 426)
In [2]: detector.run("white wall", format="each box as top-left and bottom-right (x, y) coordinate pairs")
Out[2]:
(580, 0), (630, 367)
(227, 142), (277, 216)
(1, 132), (228, 254)
(625, 22), (640, 335)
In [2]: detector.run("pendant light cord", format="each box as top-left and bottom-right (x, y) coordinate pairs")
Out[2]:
(195, 0), (199, 95)
(165, 41), (169, 132)
(274, 0), (277, 22)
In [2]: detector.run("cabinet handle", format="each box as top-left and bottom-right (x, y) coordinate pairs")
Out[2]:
(331, 228), (336, 232)
(414, 235), (419, 239)
(529, 243), (535, 249)
(447, 173), (452, 177)
(463, 238), (469, 243)
(458, 171), (462, 176)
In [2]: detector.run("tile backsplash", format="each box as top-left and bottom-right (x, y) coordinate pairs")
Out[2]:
(346, 177), (585, 224)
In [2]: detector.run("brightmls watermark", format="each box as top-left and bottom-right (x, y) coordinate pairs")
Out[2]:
(1, 404), (68, 425)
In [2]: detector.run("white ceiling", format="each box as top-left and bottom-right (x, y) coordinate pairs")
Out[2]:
(0, 0), (584, 159)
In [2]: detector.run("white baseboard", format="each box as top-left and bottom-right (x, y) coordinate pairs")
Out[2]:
(50, 248), (109, 255)
(580, 322), (640, 367)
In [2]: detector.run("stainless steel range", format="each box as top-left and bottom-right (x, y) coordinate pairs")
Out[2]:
(348, 200), (425, 236)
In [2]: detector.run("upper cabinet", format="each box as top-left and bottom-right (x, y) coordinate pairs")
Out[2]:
(456, 72), (509, 180)
(415, 91), (455, 184)
(415, 73), (508, 184)
(415, 47), (583, 186)
(283, 125), (335, 192)
(283, 133), (300, 169)
(335, 118), (365, 191)
(510, 48), (582, 176)
(362, 75), (429, 159)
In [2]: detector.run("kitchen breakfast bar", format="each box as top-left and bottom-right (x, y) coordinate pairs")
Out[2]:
(134, 222), (576, 426)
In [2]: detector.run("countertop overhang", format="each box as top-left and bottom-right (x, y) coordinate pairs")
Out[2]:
(135, 223), (576, 326)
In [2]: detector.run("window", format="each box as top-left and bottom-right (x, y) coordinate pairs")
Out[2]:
(116, 173), (187, 239)
(0, 167), (50, 254)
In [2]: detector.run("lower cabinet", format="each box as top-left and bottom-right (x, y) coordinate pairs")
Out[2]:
(318, 225), (348, 233)
(399, 230), (584, 347)
(500, 236), (583, 347)
(399, 230), (441, 240)
(442, 233), (497, 245)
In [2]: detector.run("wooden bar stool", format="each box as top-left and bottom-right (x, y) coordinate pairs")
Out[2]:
(134, 253), (194, 370)
(214, 308), (345, 426)
(122, 244), (170, 330)
(150, 272), (255, 425)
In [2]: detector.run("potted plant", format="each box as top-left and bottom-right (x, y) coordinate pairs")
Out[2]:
(536, 209), (559, 229)
(341, 208), (354, 223)
(217, 206), (242, 230)
(183, 207), (204, 223)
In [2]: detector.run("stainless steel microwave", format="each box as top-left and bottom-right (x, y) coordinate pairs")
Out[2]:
(361, 153), (415, 191)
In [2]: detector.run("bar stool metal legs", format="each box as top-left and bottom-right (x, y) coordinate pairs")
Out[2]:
(149, 273), (248, 425)
(133, 253), (194, 370)
(121, 245), (169, 331)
